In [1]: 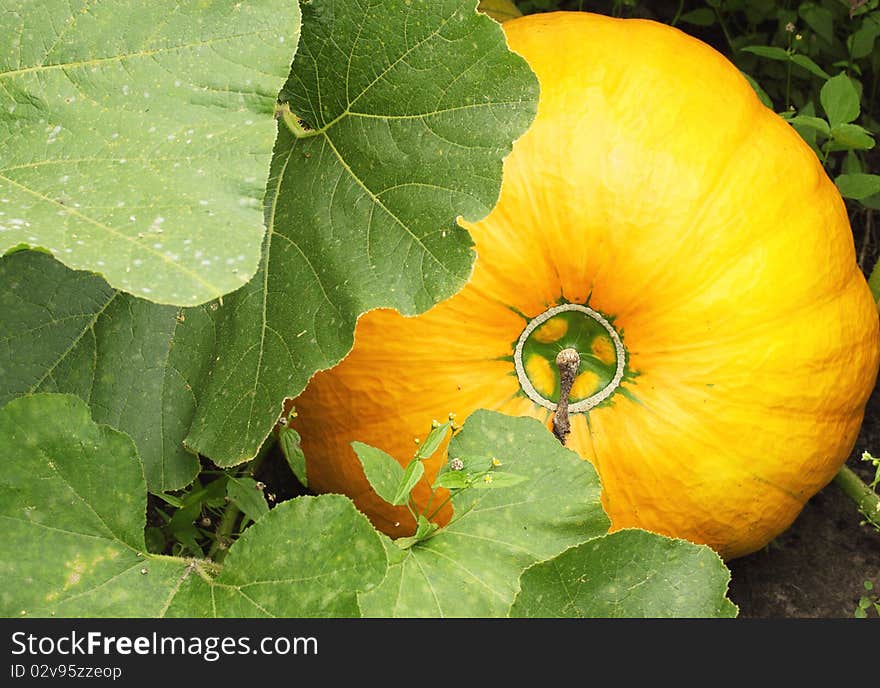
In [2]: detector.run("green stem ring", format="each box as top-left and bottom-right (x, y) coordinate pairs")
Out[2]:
(514, 303), (626, 413)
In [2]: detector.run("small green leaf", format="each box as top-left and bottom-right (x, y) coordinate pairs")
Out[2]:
(865, 580), (874, 591)
(168, 477), (228, 555)
(226, 476), (270, 524)
(855, 606), (868, 618)
(821, 74), (862, 127)
(154, 493), (185, 509)
(202, 479), (230, 509)
(858, 596), (872, 609)
(510, 530), (737, 618)
(469, 472), (528, 489)
(741, 72), (773, 108)
(393, 515), (440, 550)
(679, 8), (717, 26)
(352, 442), (405, 505)
(414, 515), (439, 540)
(842, 151), (864, 175)
(798, 3), (834, 44)
(835, 173), (880, 200)
(392, 460), (425, 506)
(829, 123), (875, 150)
(278, 422), (308, 488)
(477, 0), (523, 22)
(432, 471), (471, 490)
(741, 45), (791, 61)
(790, 54), (830, 79)
(832, 60), (862, 76)
(455, 453), (499, 473)
(849, 15), (880, 58)
(416, 422), (452, 460)
(787, 115), (831, 135)
(393, 536), (420, 550)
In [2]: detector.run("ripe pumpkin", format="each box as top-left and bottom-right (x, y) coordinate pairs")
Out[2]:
(290, 11), (880, 559)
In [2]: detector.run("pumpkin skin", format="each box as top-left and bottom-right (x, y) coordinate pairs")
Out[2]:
(290, 12), (880, 559)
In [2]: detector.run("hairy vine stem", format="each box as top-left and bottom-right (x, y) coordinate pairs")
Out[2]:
(552, 348), (580, 445)
(834, 465), (880, 532)
(208, 436), (277, 563)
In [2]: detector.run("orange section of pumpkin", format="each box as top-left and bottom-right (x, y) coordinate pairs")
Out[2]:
(291, 12), (880, 559)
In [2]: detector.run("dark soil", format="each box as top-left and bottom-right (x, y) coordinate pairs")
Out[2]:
(727, 384), (880, 618)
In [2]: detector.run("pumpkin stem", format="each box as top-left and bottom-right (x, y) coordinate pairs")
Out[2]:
(552, 348), (580, 445)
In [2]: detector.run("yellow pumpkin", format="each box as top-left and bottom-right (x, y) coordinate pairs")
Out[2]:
(291, 11), (880, 559)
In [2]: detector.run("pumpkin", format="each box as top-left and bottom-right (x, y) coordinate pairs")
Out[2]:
(290, 11), (880, 559)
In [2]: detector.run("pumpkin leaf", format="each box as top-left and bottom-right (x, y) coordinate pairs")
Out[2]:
(0, 393), (386, 617)
(0, 393), (192, 617)
(835, 173), (880, 200)
(0, 0), (301, 306)
(509, 530), (737, 618)
(165, 496), (388, 617)
(183, 0), (539, 466)
(820, 73), (862, 127)
(392, 460), (426, 506)
(226, 476), (269, 524)
(0, 250), (214, 493)
(352, 442), (407, 506)
(357, 410), (610, 617)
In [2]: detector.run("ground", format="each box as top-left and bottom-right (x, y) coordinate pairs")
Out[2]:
(728, 384), (880, 618)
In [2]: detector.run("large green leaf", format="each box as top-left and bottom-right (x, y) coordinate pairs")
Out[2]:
(510, 530), (737, 618)
(185, 0), (539, 465)
(0, 394), (190, 617)
(358, 411), (610, 617)
(0, 394), (387, 617)
(0, 251), (214, 492)
(0, 0), (301, 306)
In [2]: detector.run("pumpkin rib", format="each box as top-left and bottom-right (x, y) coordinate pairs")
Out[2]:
(498, 17), (770, 326)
